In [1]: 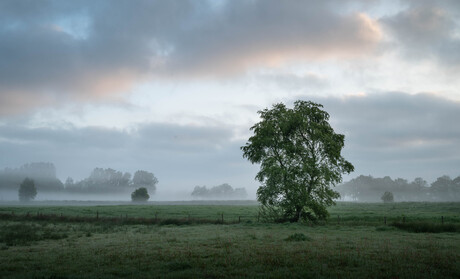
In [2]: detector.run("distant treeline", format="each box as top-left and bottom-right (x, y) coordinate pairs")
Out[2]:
(0, 162), (157, 195)
(0, 163), (63, 192)
(337, 175), (460, 202)
(191, 183), (248, 200)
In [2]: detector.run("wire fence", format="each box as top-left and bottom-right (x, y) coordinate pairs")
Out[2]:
(0, 211), (261, 225)
(0, 211), (457, 227)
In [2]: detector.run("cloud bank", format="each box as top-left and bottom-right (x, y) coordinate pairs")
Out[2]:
(0, 0), (382, 114)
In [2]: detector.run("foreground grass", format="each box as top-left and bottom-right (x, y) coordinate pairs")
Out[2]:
(1, 221), (459, 278)
(0, 202), (459, 278)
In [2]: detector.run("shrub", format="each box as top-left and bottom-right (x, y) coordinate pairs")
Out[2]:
(381, 191), (394, 203)
(131, 187), (149, 202)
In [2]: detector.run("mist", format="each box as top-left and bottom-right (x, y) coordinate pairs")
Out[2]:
(1, 162), (458, 203)
(0, 162), (254, 202)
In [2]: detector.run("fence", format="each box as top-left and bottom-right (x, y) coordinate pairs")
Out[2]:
(1, 211), (456, 227)
(0, 211), (261, 225)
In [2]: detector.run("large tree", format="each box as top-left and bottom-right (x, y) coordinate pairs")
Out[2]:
(241, 100), (354, 222)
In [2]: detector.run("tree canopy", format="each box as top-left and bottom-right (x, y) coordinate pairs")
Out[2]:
(133, 170), (158, 193)
(241, 100), (354, 222)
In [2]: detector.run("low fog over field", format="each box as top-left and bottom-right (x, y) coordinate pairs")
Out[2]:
(1, 1), (460, 202)
(0, 162), (459, 202)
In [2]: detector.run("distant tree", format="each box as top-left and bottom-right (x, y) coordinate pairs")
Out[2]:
(337, 175), (432, 202)
(18, 178), (37, 202)
(1, 162), (63, 192)
(121, 172), (132, 186)
(381, 191), (394, 203)
(191, 186), (208, 197)
(241, 101), (354, 222)
(431, 175), (453, 201)
(133, 170), (158, 193)
(65, 177), (74, 188)
(191, 183), (247, 199)
(430, 175), (460, 201)
(131, 187), (150, 202)
(412, 177), (428, 188)
(72, 168), (132, 193)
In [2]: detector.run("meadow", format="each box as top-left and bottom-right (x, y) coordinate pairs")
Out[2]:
(0, 202), (459, 278)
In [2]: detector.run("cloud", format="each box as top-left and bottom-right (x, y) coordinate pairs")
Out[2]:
(382, 1), (460, 66)
(256, 72), (328, 92)
(0, 0), (382, 115)
(166, 2), (382, 76)
(306, 92), (460, 181)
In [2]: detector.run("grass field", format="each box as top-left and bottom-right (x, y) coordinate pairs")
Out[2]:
(0, 202), (459, 278)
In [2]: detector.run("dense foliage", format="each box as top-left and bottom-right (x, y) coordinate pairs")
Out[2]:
(242, 100), (354, 222)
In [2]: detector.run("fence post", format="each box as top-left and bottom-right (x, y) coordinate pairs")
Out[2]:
(384, 216), (387, 225)
(337, 215), (340, 224)
(221, 213), (224, 223)
(96, 211), (99, 219)
(239, 216), (241, 223)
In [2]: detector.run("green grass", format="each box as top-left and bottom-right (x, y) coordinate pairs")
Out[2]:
(0, 202), (459, 278)
(2, 201), (458, 225)
(0, 203), (260, 222)
(392, 221), (460, 233)
(328, 201), (460, 225)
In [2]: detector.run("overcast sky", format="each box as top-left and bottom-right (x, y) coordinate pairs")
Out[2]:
(1, 0), (460, 198)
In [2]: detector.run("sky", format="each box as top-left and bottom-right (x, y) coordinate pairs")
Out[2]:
(1, 0), (460, 199)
